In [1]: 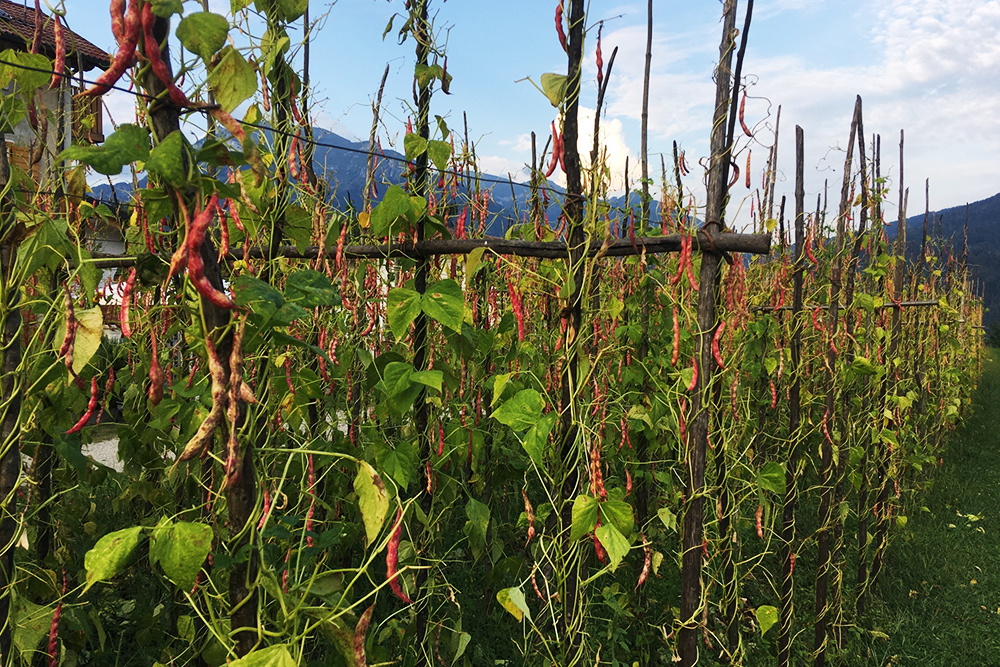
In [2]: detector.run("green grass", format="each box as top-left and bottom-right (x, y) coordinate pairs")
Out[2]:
(856, 351), (1000, 666)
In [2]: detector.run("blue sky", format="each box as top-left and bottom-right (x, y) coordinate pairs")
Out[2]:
(62, 0), (1000, 229)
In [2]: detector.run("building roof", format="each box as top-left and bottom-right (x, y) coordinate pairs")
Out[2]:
(0, 0), (111, 72)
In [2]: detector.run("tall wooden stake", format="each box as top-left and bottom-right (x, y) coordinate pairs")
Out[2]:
(813, 101), (858, 667)
(558, 1), (588, 663)
(0, 131), (21, 667)
(640, 0), (652, 225)
(777, 125), (805, 667)
(679, 2), (737, 664)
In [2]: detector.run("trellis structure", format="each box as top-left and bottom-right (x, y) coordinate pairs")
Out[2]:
(0, 1), (982, 667)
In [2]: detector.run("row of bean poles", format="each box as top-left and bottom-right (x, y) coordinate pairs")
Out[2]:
(0, 0), (981, 666)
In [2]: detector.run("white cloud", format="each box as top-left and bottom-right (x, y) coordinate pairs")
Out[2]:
(589, 0), (1000, 226)
(476, 154), (532, 182)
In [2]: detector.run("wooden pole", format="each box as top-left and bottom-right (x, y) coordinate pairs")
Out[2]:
(409, 3), (434, 662)
(640, 0), (652, 225)
(813, 102), (858, 667)
(558, 1), (587, 663)
(679, 2), (737, 664)
(778, 124), (805, 667)
(0, 129), (21, 667)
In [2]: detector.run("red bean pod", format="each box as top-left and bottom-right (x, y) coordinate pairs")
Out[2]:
(288, 133), (300, 181)
(119, 267), (137, 338)
(386, 508), (412, 603)
(148, 327), (164, 406)
(78, 0), (140, 98)
(354, 604), (374, 667)
(176, 338), (227, 462)
(531, 564), (546, 601)
(522, 488), (535, 546)
(685, 236), (699, 291)
(305, 453), (316, 546)
(739, 91), (753, 137)
(256, 486), (271, 531)
(712, 321), (726, 370)
(284, 356), (295, 395)
(672, 306), (681, 366)
(186, 194), (235, 309)
(110, 0), (126, 45)
(686, 356), (698, 392)
(58, 291), (76, 372)
(47, 569), (66, 667)
(671, 236), (686, 286)
(595, 22), (604, 88)
(805, 233), (818, 264)
(635, 533), (651, 590)
(544, 122), (560, 178)
(50, 15), (65, 89)
(728, 161), (740, 190)
(679, 397), (687, 444)
(141, 3), (190, 107)
(555, 1), (567, 51)
(592, 518), (607, 564)
(66, 376), (99, 434)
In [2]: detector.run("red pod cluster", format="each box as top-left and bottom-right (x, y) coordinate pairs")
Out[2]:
(79, 0), (141, 98)
(186, 194), (235, 309)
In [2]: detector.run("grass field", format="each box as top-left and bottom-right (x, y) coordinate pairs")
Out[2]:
(855, 350), (1000, 665)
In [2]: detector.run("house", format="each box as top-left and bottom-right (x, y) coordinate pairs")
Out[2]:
(0, 0), (110, 184)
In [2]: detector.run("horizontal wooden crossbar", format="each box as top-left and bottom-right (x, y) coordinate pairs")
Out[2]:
(232, 231), (771, 260)
(754, 300), (940, 313)
(89, 231), (772, 268)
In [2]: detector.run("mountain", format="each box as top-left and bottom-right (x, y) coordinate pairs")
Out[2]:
(89, 127), (661, 238)
(887, 192), (1000, 326)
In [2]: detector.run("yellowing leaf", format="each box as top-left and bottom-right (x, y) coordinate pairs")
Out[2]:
(84, 526), (144, 592)
(229, 644), (296, 667)
(496, 587), (530, 622)
(54, 306), (103, 375)
(465, 247), (485, 281)
(756, 605), (778, 635)
(354, 461), (388, 545)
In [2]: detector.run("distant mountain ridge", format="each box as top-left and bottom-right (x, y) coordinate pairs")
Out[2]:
(90, 126), (663, 238)
(885, 192), (1000, 326)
